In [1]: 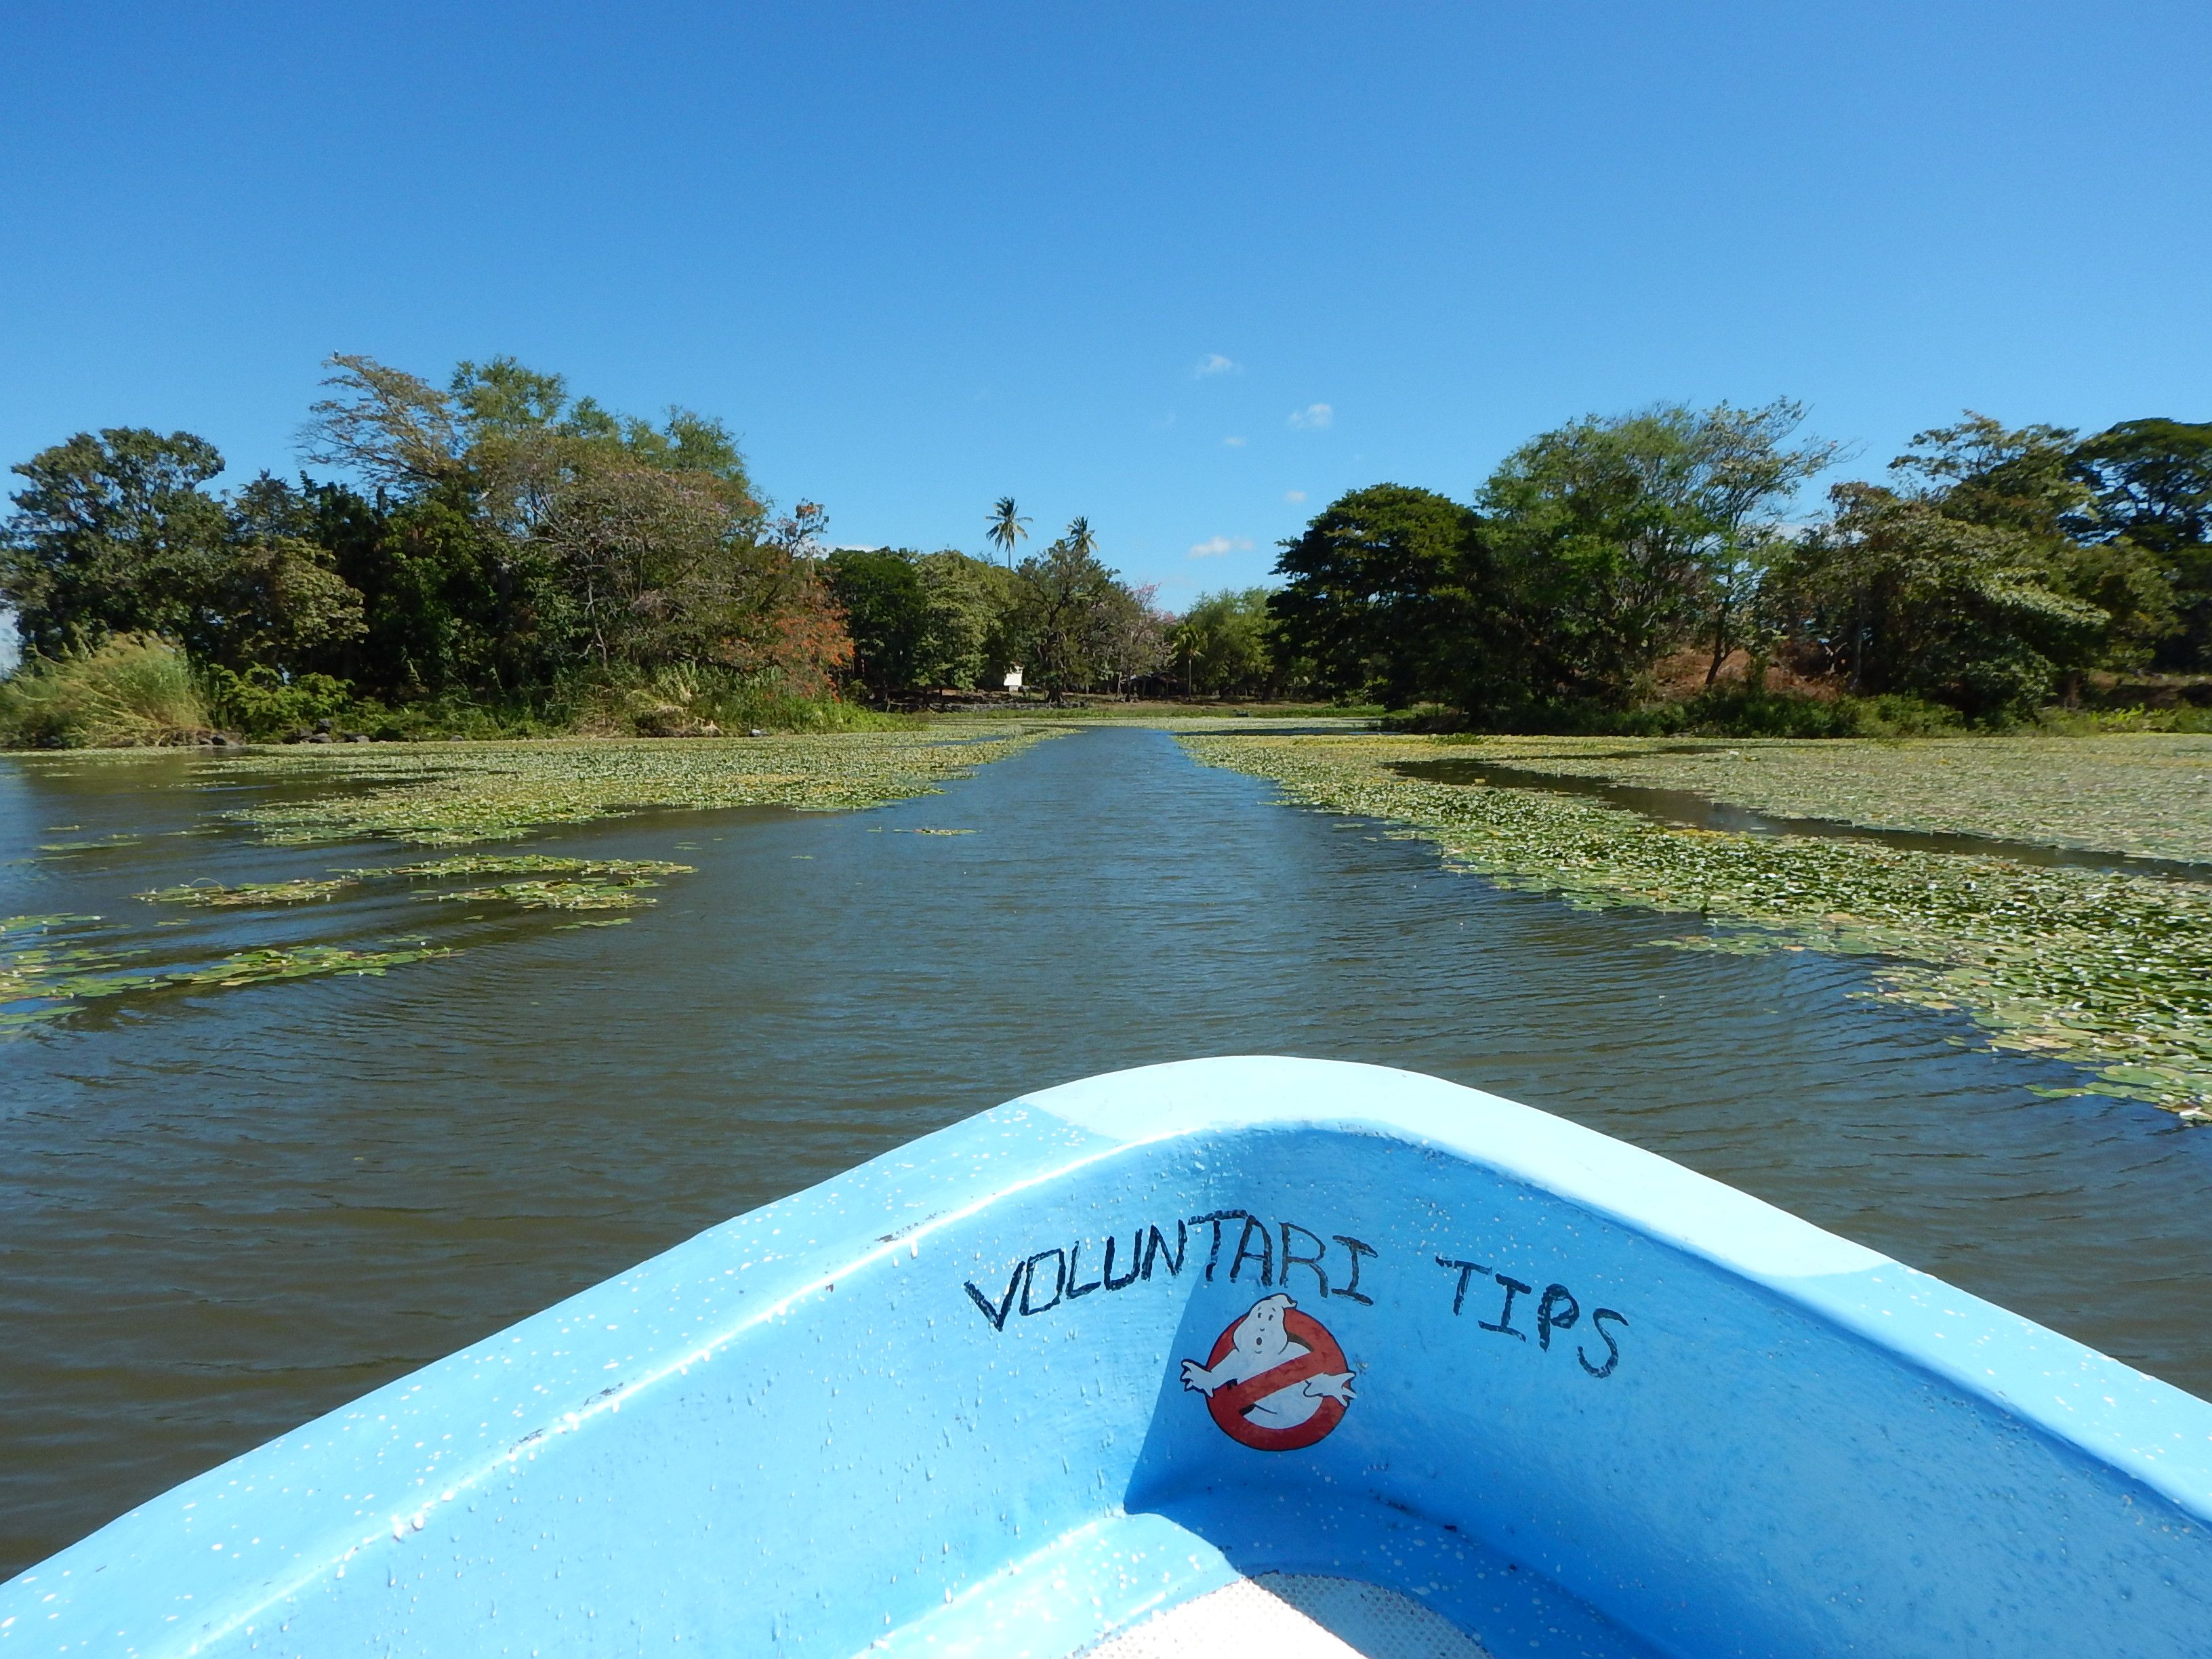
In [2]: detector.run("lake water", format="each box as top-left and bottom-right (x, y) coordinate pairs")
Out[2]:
(3, 727), (2208, 1575)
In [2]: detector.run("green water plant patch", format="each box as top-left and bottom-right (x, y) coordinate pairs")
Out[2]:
(1, 912), (455, 1033)
(386, 855), (697, 911)
(39, 859), (703, 1032)
(144, 878), (354, 907)
(1183, 733), (2212, 1120)
(222, 729), (1060, 846)
(424, 880), (659, 911)
(375, 855), (694, 879)
(1418, 733), (2212, 865)
(9, 731), (1057, 1034)
(138, 857), (697, 913)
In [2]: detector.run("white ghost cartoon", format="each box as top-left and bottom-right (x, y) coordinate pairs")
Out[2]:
(1180, 1292), (1355, 1429)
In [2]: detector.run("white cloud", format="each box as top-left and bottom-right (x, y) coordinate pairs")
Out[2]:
(1187, 535), (1254, 560)
(1288, 403), (1333, 430)
(1194, 353), (1240, 377)
(1284, 489), (1307, 503)
(1223, 434), (1246, 448)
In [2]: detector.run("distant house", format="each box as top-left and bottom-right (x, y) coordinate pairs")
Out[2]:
(1002, 667), (1024, 692)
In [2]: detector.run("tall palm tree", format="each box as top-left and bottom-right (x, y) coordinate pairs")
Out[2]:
(1063, 516), (1097, 561)
(986, 497), (1031, 567)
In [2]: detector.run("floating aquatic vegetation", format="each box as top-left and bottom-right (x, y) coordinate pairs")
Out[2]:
(153, 942), (456, 990)
(1, 912), (454, 1032)
(16, 853), (711, 1032)
(0, 914), (116, 1025)
(1183, 733), (2212, 1120)
(7, 732), (1008, 1031)
(138, 857), (695, 912)
(373, 854), (694, 880)
(37, 834), (144, 853)
(426, 880), (659, 911)
(142, 878), (354, 907)
(380, 854), (696, 910)
(216, 729), (1060, 846)
(1420, 733), (2212, 864)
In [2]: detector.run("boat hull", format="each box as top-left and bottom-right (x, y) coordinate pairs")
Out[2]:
(6, 1057), (2210, 1656)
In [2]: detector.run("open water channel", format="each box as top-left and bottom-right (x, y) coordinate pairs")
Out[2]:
(3, 726), (2208, 1574)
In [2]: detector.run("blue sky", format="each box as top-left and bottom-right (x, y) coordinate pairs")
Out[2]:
(3, 2), (2207, 606)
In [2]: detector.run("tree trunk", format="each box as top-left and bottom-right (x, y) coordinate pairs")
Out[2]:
(1704, 598), (1733, 688)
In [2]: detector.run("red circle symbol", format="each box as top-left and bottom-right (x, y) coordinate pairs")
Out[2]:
(1197, 1305), (1353, 1452)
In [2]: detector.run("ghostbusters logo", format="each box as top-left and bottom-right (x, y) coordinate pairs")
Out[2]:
(1180, 1293), (1355, 1451)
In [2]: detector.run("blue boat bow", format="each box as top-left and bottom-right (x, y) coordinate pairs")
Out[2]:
(6, 1057), (2209, 1656)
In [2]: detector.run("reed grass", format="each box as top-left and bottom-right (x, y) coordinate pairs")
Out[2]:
(0, 635), (211, 749)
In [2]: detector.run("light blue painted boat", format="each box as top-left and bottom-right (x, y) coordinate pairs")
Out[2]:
(7, 1057), (2211, 1657)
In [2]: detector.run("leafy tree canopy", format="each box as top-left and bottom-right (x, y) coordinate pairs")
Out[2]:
(1, 428), (230, 655)
(1174, 588), (1282, 698)
(1269, 483), (1481, 708)
(1479, 401), (1838, 707)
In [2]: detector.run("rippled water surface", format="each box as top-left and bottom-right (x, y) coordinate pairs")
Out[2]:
(3, 729), (2207, 1573)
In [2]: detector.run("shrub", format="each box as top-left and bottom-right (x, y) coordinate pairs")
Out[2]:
(2033, 703), (2212, 735)
(197, 663), (356, 741)
(574, 665), (914, 737)
(1382, 687), (1967, 739)
(351, 697), (578, 742)
(1662, 687), (1963, 738)
(0, 634), (212, 748)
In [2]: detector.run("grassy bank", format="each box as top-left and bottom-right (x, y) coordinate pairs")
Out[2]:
(0, 635), (920, 747)
(1181, 731), (2212, 1120)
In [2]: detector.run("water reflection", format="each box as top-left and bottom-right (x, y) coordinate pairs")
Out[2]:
(2, 729), (2207, 1574)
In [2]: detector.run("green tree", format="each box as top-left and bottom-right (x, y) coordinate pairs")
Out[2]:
(299, 354), (462, 495)
(1477, 401), (1839, 707)
(1, 428), (230, 655)
(1269, 484), (1481, 708)
(914, 550), (1020, 689)
(825, 549), (933, 698)
(1768, 480), (2107, 717)
(2070, 417), (2212, 670)
(1763, 415), (2169, 718)
(361, 494), (525, 694)
(1902, 415), (2171, 693)
(985, 497), (1030, 567)
(294, 352), (832, 698)
(1010, 533), (1116, 701)
(1173, 588), (1279, 697)
(197, 473), (367, 672)
(536, 467), (758, 672)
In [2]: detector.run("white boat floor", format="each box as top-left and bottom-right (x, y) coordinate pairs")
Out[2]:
(1082, 1574), (1491, 1659)
(871, 1497), (1658, 1659)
